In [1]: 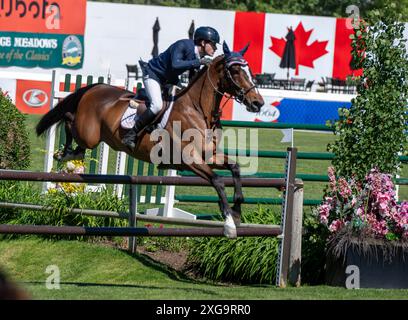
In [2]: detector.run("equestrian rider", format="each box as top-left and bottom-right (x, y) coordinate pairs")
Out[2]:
(122, 26), (220, 149)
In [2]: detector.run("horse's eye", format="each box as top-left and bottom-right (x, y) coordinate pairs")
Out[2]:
(230, 66), (241, 75)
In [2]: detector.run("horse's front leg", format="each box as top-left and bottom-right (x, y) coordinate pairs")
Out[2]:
(186, 161), (237, 239)
(210, 155), (243, 226)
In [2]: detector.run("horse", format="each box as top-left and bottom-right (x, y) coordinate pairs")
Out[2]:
(36, 42), (264, 239)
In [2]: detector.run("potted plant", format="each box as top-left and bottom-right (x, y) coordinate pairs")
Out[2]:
(316, 167), (408, 288)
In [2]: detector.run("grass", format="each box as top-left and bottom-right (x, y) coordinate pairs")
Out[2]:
(2, 238), (408, 300)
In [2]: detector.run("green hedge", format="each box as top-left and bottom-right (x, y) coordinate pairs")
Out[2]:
(0, 91), (30, 170)
(187, 206), (328, 285)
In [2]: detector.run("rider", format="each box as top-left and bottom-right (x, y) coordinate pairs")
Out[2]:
(122, 26), (220, 149)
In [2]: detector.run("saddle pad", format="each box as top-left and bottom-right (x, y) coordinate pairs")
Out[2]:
(120, 106), (138, 129)
(120, 100), (174, 130)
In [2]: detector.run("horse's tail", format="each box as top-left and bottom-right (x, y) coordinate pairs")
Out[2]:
(35, 83), (100, 136)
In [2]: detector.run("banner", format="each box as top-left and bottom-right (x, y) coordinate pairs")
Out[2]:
(0, 0), (86, 69)
(231, 96), (352, 125)
(233, 12), (363, 80)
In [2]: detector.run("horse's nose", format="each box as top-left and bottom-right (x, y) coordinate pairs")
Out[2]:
(252, 99), (264, 111)
(253, 100), (264, 108)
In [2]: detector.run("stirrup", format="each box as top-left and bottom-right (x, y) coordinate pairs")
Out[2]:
(122, 129), (137, 149)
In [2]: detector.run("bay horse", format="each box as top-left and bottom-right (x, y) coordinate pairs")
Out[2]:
(36, 42), (264, 238)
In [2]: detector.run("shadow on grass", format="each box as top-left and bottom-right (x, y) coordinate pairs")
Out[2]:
(127, 250), (225, 287)
(127, 249), (275, 289)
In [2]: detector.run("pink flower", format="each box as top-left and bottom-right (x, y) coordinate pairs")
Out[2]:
(356, 207), (364, 216)
(329, 219), (344, 233)
(338, 177), (352, 198)
(320, 215), (328, 225)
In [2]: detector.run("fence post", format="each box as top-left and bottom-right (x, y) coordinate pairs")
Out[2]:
(128, 184), (137, 254)
(289, 180), (303, 287)
(114, 151), (127, 198)
(42, 69), (59, 193)
(277, 147), (298, 288)
(163, 169), (177, 217)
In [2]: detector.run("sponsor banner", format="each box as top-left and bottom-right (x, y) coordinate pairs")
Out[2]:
(0, 0), (86, 69)
(231, 97), (351, 125)
(0, 0), (86, 34)
(233, 11), (266, 74)
(232, 12), (367, 81)
(0, 32), (84, 69)
(332, 18), (363, 79)
(15, 79), (51, 114)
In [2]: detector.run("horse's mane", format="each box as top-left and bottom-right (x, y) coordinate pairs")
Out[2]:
(175, 55), (225, 98)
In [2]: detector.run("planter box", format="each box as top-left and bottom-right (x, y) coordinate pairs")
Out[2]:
(325, 242), (408, 289)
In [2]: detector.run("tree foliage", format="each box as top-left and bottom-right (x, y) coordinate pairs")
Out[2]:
(90, 0), (408, 20)
(328, 3), (408, 180)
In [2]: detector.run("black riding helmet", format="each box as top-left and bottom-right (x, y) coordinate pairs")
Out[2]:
(193, 26), (220, 45)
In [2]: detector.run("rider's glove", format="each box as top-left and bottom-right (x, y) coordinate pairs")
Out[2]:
(200, 57), (213, 66)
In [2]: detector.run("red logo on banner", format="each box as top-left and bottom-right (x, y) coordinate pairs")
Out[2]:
(269, 22), (329, 75)
(22, 89), (48, 108)
(16, 80), (51, 114)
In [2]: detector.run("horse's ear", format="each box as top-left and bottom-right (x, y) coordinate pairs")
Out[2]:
(223, 41), (231, 55)
(239, 42), (250, 56)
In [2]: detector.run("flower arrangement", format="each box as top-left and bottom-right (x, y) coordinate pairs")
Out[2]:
(317, 167), (408, 241)
(53, 160), (86, 194)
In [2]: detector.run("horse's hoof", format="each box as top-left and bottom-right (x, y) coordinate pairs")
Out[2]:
(53, 151), (64, 161)
(224, 225), (237, 239)
(224, 215), (237, 239)
(54, 151), (83, 162)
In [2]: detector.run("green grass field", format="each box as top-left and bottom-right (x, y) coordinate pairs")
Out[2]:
(2, 239), (408, 300)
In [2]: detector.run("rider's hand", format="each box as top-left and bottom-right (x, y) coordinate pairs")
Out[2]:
(200, 57), (212, 66)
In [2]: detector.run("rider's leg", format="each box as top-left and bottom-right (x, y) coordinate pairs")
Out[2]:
(122, 78), (162, 149)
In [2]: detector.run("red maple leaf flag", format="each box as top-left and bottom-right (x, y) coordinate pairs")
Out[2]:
(270, 22), (329, 75)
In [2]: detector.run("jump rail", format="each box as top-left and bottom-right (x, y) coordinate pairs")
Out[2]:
(0, 170), (300, 188)
(0, 148), (303, 288)
(0, 202), (278, 229)
(0, 225), (281, 237)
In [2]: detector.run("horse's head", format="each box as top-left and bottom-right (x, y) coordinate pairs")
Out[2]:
(212, 42), (264, 113)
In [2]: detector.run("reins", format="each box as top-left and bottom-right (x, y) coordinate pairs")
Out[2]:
(205, 62), (257, 128)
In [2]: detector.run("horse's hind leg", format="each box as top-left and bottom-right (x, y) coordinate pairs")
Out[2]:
(54, 117), (85, 162)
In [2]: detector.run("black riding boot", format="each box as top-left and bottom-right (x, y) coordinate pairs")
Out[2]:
(122, 108), (156, 149)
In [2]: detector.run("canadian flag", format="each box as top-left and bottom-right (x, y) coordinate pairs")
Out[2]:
(233, 12), (362, 80)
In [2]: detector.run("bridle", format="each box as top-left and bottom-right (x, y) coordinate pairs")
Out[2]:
(224, 65), (257, 104)
(206, 59), (257, 104)
(205, 58), (258, 127)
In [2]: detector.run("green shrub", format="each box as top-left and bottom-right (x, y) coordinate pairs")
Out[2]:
(0, 91), (30, 170)
(187, 205), (329, 285)
(0, 182), (128, 239)
(187, 206), (280, 284)
(328, 4), (408, 180)
(301, 207), (329, 285)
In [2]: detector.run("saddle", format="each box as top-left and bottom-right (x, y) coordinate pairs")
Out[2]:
(120, 85), (175, 135)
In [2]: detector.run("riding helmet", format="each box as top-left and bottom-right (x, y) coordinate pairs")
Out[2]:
(193, 26), (220, 44)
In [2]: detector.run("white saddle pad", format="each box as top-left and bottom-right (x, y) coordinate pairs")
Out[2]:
(121, 107), (138, 129)
(120, 100), (174, 130)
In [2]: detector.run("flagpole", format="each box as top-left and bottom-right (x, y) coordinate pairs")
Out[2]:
(291, 128), (294, 148)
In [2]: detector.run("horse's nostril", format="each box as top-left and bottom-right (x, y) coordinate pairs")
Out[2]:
(254, 100), (264, 108)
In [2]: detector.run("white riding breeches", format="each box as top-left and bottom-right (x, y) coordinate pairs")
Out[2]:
(143, 77), (163, 115)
